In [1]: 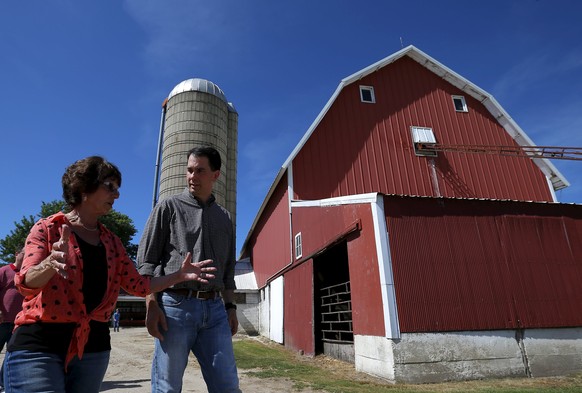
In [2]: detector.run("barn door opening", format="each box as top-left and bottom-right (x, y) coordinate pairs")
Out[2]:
(313, 240), (354, 362)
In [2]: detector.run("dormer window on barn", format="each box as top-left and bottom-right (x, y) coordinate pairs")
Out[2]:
(452, 95), (468, 112)
(411, 126), (438, 157)
(360, 85), (375, 103)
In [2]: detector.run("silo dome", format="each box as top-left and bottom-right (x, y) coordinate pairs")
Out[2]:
(168, 78), (228, 103)
(157, 78), (238, 227)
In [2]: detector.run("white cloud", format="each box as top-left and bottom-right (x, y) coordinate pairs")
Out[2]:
(123, 0), (238, 74)
(492, 48), (582, 104)
(527, 101), (582, 146)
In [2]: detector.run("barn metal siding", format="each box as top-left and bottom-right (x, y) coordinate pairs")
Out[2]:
(291, 205), (361, 261)
(291, 204), (385, 336)
(384, 195), (582, 333)
(292, 56), (553, 203)
(345, 204), (387, 337)
(248, 174), (292, 288)
(284, 259), (315, 355)
(499, 215), (582, 328)
(386, 206), (517, 332)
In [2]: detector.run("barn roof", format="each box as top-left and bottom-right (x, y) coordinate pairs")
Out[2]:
(240, 45), (570, 256)
(284, 45), (567, 190)
(234, 257), (258, 290)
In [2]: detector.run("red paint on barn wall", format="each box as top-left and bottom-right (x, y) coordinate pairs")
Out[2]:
(498, 215), (582, 328)
(247, 174), (292, 288)
(290, 205), (361, 260)
(284, 259), (315, 355)
(292, 56), (553, 203)
(345, 204), (386, 336)
(384, 195), (582, 333)
(291, 203), (385, 336)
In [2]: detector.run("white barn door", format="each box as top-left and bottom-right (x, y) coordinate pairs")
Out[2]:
(269, 276), (284, 343)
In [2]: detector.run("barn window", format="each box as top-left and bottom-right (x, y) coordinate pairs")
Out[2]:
(452, 95), (468, 112)
(411, 126), (438, 157)
(294, 232), (303, 259)
(359, 85), (375, 103)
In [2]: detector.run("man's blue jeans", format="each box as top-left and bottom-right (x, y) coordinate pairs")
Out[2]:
(3, 350), (110, 392)
(152, 292), (241, 393)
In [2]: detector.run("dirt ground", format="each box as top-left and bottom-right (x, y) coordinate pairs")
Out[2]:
(101, 326), (322, 393)
(0, 326), (369, 393)
(4, 327), (578, 392)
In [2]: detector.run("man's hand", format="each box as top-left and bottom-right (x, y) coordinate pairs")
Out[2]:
(227, 309), (238, 336)
(222, 289), (238, 336)
(145, 295), (167, 341)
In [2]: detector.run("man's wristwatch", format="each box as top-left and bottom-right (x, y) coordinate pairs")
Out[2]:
(224, 302), (237, 311)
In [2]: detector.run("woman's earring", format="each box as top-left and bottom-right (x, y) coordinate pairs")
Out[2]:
(82, 194), (87, 202)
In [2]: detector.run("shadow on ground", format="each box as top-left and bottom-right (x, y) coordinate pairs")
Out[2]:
(100, 379), (150, 391)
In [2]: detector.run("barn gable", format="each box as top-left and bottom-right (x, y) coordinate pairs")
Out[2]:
(286, 45), (567, 191)
(292, 55), (555, 202)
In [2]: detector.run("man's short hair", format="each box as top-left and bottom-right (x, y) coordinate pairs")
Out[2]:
(187, 146), (221, 171)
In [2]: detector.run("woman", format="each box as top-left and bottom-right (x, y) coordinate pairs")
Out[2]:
(3, 156), (216, 393)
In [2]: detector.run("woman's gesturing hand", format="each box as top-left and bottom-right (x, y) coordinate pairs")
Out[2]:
(48, 224), (70, 279)
(179, 252), (217, 283)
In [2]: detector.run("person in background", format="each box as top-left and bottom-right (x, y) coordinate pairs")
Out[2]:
(3, 156), (216, 393)
(0, 247), (25, 392)
(137, 146), (241, 393)
(112, 309), (120, 332)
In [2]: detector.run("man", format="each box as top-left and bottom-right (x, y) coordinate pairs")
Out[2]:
(0, 247), (25, 390)
(137, 146), (241, 393)
(112, 308), (121, 332)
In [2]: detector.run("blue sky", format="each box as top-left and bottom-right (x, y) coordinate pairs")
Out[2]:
(1, 1), (581, 262)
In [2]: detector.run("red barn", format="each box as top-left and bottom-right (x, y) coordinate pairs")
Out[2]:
(240, 46), (582, 382)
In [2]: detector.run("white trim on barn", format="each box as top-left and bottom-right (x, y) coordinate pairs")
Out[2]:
(370, 196), (400, 339)
(291, 193), (378, 207)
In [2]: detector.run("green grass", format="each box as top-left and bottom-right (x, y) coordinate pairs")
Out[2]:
(233, 338), (582, 393)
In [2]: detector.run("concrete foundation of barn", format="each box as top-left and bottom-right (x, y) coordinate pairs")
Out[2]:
(354, 328), (582, 383)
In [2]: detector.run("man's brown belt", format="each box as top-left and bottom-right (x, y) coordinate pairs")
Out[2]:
(164, 288), (220, 300)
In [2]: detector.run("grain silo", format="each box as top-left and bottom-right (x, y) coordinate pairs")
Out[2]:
(152, 78), (238, 227)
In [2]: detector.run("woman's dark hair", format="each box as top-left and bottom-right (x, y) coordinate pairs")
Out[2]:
(62, 156), (122, 208)
(187, 146), (221, 171)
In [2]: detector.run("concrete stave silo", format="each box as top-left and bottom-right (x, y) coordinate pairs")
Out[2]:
(154, 78), (238, 226)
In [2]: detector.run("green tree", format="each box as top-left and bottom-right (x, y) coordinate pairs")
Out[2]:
(0, 200), (138, 264)
(98, 210), (138, 259)
(40, 200), (67, 219)
(0, 214), (36, 264)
